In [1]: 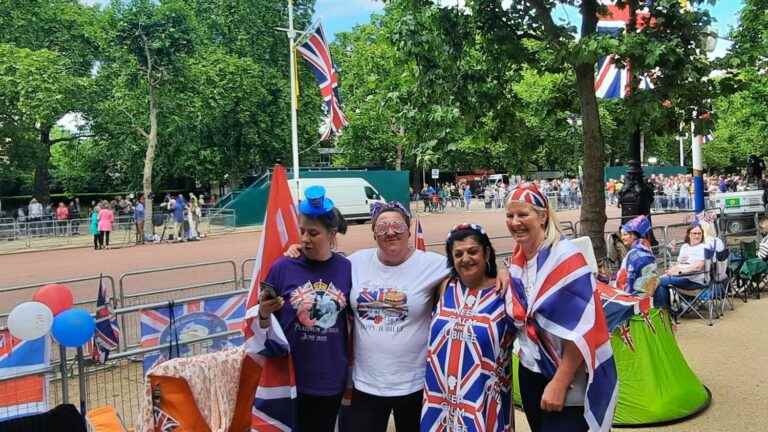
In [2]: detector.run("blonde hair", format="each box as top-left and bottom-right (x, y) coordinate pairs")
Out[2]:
(541, 203), (563, 248)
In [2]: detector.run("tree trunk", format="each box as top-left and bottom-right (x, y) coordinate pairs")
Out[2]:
(33, 125), (52, 204)
(143, 83), (158, 232)
(575, 0), (607, 260)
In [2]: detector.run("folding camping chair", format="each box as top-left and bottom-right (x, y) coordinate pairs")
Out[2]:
(669, 250), (717, 326)
(737, 240), (768, 300)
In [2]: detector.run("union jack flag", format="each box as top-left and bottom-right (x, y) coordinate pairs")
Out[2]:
(422, 279), (514, 431)
(415, 217), (426, 251)
(595, 1), (654, 99)
(243, 165), (301, 432)
(140, 294), (245, 373)
(296, 23), (348, 140)
(506, 240), (618, 432)
(153, 405), (180, 432)
(90, 275), (120, 364)
(597, 282), (653, 332)
(0, 329), (49, 420)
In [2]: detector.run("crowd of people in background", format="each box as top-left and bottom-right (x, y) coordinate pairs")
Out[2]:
(606, 173), (764, 211)
(1, 192), (219, 248)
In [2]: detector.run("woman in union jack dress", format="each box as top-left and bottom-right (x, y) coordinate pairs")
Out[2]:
(614, 215), (658, 296)
(421, 223), (515, 432)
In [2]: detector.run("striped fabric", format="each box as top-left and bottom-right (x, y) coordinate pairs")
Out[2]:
(507, 183), (548, 210)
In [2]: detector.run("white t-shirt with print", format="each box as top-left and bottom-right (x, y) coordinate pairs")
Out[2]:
(349, 248), (449, 396)
(677, 243), (707, 284)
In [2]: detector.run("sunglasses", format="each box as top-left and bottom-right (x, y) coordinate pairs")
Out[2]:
(374, 221), (409, 237)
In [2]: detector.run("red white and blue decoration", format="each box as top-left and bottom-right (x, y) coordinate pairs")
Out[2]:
(140, 293), (245, 373)
(506, 240), (618, 432)
(508, 182), (549, 210)
(0, 329), (49, 420)
(414, 217), (426, 251)
(90, 276), (121, 364)
(296, 23), (348, 140)
(595, 1), (654, 99)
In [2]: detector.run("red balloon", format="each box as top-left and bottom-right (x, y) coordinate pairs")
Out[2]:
(32, 284), (74, 316)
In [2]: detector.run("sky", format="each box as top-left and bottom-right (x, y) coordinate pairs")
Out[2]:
(317, 0), (744, 57)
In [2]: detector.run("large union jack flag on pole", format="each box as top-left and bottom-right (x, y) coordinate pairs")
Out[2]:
(296, 23), (348, 140)
(595, 1), (654, 99)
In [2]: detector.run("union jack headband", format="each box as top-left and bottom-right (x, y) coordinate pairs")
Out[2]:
(447, 223), (487, 239)
(370, 201), (411, 220)
(507, 182), (548, 210)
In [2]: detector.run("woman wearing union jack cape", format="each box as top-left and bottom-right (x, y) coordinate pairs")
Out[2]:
(504, 183), (617, 432)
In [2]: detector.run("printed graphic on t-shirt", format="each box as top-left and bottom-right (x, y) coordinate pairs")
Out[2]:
(290, 280), (347, 330)
(356, 286), (408, 332)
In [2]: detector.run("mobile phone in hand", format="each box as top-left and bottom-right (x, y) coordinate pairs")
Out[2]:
(260, 281), (278, 301)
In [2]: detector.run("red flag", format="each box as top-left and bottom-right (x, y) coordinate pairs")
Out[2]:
(415, 217), (426, 251)
(245, 165), (301, 322)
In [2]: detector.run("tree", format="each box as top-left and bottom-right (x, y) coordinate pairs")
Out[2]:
(395, 0), (715, 258)
(0, 0), (99, 203)
(102, 0), (195, 226)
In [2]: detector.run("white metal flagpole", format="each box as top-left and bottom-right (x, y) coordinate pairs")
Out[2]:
(288, 0), (300, 182)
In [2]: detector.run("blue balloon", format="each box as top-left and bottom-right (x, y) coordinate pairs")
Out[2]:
(52, 308), (95, 347)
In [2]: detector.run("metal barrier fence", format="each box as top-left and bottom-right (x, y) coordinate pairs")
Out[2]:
(118, 260), (238, 349)
(0, 210), (237, 253)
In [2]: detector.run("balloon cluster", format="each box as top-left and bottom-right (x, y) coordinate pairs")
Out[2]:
(7, 284), (96, 348)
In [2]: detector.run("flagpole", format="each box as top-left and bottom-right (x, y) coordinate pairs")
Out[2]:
(288, 0), (300, 184)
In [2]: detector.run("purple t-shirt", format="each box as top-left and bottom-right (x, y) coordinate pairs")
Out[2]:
(265, 253), (352, 396)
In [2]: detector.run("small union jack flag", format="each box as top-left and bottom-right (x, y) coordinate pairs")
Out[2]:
(618, 323), (636, 352)
(90, 275), (120, 364)
(153, 405), (180, 432)
(296, 23), (348, 140)
(414, 218), (426, 251)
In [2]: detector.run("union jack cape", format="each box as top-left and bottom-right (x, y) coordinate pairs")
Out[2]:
(244, 165), (302, 431)
(90, 275), (120, 364)
(595, 1), (654, 99)
(296, 23), (348, 140)
(505, 239), (618, 432)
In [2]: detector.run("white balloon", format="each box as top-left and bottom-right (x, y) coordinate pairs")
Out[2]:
(7, 301), (53, 341)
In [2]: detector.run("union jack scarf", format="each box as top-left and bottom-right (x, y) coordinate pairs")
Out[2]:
(506, 239), (618, 432)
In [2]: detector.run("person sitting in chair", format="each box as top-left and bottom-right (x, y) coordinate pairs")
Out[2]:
(655, 224), (708, 313)
(615, 215), (659, 296)
(758, 218), (768, 261)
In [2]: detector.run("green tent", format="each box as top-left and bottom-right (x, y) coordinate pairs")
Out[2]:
(511, 309), (710, 426)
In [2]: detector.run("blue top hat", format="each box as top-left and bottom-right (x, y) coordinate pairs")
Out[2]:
(299, 185), (334, 216)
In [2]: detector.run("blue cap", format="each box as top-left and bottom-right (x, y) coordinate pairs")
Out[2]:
(299, 185), (334, 216)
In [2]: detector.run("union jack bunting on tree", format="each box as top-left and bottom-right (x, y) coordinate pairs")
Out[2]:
(90, 275), (120, 364)
(595, 1), (654, 99)
(296, 23), (348, 140)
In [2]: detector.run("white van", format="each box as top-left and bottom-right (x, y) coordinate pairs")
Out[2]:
(287, 177), (386, 222)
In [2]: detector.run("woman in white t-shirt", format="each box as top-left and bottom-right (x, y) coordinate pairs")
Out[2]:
(654, 224), (707, 312)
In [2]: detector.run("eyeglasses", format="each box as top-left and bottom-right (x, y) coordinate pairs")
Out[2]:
(374, 221), (409, 237)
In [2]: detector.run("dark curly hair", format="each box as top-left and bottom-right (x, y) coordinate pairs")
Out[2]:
(445, 226), (498, 278)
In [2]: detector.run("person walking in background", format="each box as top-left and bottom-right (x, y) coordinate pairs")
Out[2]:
(134, 195), (145, 245)
(68, 199), (81, 235)
(28, 198), (43, 235)
(463, 184), (472, 211)
(55, 202), (69, 236)
(187, 193), (201, 240)
(90, 204), (101, 250)
(173, 193), (186, 242)
(98, 201), (114, 249)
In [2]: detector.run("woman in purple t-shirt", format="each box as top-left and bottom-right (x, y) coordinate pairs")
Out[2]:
(258, 185), (352, 432)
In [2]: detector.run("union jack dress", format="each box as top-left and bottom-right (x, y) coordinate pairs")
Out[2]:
(421, 278), (515, 432)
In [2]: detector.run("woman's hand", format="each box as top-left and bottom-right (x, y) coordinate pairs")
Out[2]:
(257, 297), (284, 328)
(495, 266), (511, 295)
(284, 243), (302, 258)
(540, 379), (569, 412)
